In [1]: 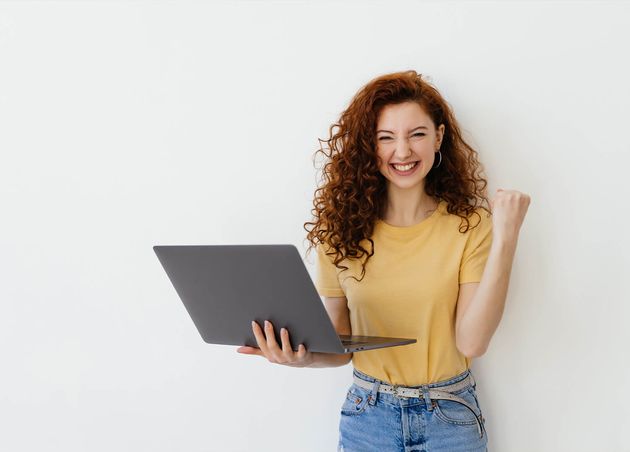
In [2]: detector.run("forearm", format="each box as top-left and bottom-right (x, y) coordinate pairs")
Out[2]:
(305, 351), (353, 368)
(457, 234), (518, 356)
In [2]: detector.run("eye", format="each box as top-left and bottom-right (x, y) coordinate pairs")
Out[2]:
(378, 133), (425, 141)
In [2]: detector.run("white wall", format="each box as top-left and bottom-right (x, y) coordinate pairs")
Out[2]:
(1, 1), (628, 451)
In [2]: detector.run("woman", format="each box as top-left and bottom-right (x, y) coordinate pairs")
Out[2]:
(237, 70), (530, 451)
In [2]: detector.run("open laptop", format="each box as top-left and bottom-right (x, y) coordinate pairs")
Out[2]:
(153, 244), (416, 353)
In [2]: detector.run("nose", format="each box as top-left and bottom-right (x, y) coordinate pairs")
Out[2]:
(393, 137), (413, 160)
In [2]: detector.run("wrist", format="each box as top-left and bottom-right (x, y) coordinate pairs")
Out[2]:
(493, 232), (518, 249)
(303, 351), (317, 367)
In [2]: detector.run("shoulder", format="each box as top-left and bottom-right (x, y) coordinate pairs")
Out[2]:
(439, 201), (492, 235)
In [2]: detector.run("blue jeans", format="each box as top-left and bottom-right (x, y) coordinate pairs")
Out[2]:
(338, 368), (488, 452)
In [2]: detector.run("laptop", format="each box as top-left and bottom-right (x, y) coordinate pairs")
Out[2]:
(153, 244), (416, 353)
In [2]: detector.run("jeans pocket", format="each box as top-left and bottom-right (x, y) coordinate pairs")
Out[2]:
(433, 387), (481, 426)
(340, 384), (370, 416)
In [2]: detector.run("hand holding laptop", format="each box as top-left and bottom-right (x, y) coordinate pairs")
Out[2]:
(153, 244), (416, 354)
(236, 319), (314, 367)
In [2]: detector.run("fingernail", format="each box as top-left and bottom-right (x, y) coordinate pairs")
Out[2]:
(265, 320), (269, 327)
(251, 321), (256, 328)
(281, 328), (286, 334)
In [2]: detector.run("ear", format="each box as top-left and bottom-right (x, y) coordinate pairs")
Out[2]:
(436, 123), (445, 147)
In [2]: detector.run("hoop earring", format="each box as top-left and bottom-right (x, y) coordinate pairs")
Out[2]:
(433, 150), (442, 169)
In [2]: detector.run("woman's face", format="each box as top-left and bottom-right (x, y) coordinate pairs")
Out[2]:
(375, 101), (444, 191)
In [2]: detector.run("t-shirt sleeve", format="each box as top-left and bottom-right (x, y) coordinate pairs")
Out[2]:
(459, 209), (493, 284)
(314, 242), (346, 297)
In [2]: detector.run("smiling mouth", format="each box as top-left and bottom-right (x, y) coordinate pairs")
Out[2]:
(390, 161), (419, 173)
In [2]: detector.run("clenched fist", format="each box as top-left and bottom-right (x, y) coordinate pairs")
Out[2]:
(489, 188), (531, 240)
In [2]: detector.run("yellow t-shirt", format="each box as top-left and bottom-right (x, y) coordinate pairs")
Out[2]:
(314, 199), (493, 386)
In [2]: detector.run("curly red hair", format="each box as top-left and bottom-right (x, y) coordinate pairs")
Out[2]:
(303, 70), (491, 283)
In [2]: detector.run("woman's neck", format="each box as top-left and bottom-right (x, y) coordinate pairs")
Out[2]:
(382, 190), (438, 227)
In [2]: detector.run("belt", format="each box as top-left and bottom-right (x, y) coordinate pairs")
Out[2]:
(352, 372), (486, 439)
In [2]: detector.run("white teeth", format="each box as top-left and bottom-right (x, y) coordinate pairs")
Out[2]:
(392, 162), (417, 171)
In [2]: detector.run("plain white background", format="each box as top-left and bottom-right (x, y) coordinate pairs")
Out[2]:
(1, 1), (629, 451)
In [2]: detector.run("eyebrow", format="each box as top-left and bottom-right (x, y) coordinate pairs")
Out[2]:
(376, 126), (428, 134)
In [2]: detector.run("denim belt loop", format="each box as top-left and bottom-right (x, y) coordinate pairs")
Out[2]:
(369, 379), (381, 406)
(421, 384), (433, 411)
